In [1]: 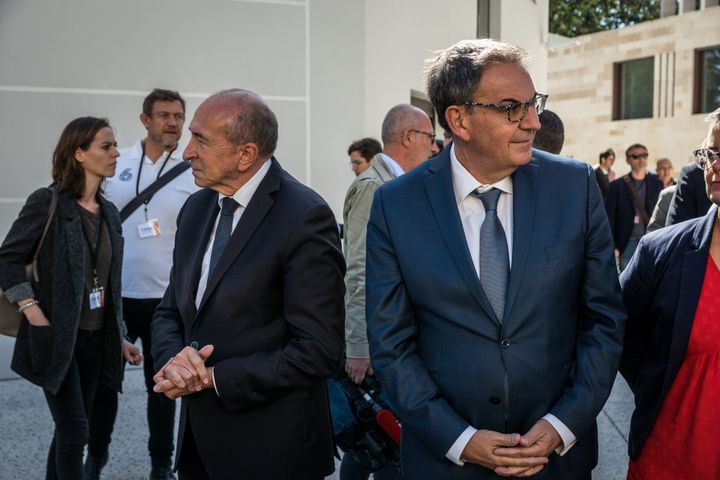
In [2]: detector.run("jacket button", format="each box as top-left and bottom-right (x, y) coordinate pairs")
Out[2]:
(501, 339), (511, 349)
(489, 396), (501, 405)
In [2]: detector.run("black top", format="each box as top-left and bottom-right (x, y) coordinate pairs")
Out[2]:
(78, 206), (111, 331)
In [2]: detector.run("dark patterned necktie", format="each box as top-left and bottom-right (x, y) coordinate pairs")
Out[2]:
(471, 188), (509, 321)
(209, 197), (239, 277)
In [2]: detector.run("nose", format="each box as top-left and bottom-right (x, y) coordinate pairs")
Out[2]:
(431, 141), (439, 155)
(521, 106), (541, 131)
(184, 137), (196, 161)
(111, 146), (120, 159)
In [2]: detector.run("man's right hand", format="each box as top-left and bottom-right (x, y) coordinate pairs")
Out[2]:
(153, 345), (214, 393)
(345, 357), (373, 384)
(460, 430), (548, 477)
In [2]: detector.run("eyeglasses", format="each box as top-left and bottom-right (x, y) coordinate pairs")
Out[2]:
(628, 153), (649, 160)
(409, 129), (436, 144)
(693, 148), (720, 170)
(464, 93), (548, 123)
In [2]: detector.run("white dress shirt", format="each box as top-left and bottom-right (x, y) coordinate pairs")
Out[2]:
(379, 153), (406, 177)
(444, 144), (576, 465)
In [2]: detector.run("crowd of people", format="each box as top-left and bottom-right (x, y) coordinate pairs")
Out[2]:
(0, 37), (718, 480)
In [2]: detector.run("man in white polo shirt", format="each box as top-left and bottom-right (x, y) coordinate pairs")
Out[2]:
(86, 89), (197, 480)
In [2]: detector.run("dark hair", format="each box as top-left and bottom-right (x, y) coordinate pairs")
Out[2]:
(599, 148), (615, 162)
(52, 117), (111, 198)
(533, 110), (564, 155)
(425, 39), (527, 131)
(625, 143), (647, 157)
(347, 137), (382, 160)
(142, 88), (186, 117)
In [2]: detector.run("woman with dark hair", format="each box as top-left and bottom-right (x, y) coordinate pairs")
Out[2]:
(0, 117), (141, 479)
(619, 108), (720, 479)
(594, 148), (616, 199)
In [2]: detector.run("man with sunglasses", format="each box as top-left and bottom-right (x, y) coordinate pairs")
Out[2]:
(365, 39), (625, 479)
(605, 144), (663, 272)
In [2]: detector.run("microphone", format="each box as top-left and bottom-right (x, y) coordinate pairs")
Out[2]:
(375, 408), (401, 445)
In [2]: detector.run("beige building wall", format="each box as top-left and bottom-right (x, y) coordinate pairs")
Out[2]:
(547, 6), (720, 175)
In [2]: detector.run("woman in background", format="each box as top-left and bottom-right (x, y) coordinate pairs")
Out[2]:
(0, 117), (141, 479)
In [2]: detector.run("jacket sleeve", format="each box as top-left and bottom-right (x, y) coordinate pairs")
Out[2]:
(546, 164), (626, 438)
(343, 179), (381, 358)
(366, 188), (471, 459)
(0, 188), (53, 303)
(604, 180), (620, 249)
(212, 202), (346, 412)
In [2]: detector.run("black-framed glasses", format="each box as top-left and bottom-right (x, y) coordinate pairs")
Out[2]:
(409, 129), (436, 144)
(464, 93), (548, 123)
(628, 153), (649, 160)
(693, 148), (720, 170)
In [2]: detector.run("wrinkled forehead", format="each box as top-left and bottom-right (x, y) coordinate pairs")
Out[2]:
(704, 122), (720, 148)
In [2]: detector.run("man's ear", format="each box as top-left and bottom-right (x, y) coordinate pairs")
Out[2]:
(237, 143), (260, 172)
(445, 106), (471, 142)
(400, 129), (412, 148)
(140, 112), (151, 129)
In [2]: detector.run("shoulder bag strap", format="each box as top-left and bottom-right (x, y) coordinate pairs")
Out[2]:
(120, 161), (191, 223)
(30, 186), (58, 282)
(623, 175), (650, 227)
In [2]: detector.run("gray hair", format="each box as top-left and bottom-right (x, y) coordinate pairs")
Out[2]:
(212, 88), (279, 157)
(381, 104), (427, 145)
(424, 39), (528, 131)
(706, 107), (720, 125)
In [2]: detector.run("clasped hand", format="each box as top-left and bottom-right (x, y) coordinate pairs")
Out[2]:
(461, 419), (562, 477)
(152, 345), (215, 399)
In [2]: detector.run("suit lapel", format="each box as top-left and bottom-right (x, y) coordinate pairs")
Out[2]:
(504, 161), (538, 323)
(196, 159), (282, 316)
(423, 155), (499, 326)
(186, 192), (219, 321)
(59, 195), (85, 304)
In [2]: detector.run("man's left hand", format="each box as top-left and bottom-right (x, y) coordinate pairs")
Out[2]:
(493, 419), (562, 476)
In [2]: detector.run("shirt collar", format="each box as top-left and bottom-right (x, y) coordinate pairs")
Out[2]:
(450, 143), (513, 206)
(133, 138), (185, 164)
(380, 153), (405, 177)
(217, 158), (272, 209)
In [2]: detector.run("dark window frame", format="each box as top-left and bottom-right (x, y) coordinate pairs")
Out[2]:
(613, 56), (655, 121)
(693, 45), (720, 114)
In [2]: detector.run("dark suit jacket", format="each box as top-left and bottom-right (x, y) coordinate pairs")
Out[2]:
(619, 205), (717, 459)
(605, 173), (663, 255)
(151, 159), (345, 480)
(594, 165), (610, 199)
(0, 187), (125, 395)
(365, 148), (626, 479)
(665, 163), (712, 225)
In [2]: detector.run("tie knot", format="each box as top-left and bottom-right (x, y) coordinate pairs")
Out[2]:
(220, 197), (240, 217)
(474, 188), (501, 212)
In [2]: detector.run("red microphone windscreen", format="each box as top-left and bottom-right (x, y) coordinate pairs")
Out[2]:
(376, 409), (401, 445)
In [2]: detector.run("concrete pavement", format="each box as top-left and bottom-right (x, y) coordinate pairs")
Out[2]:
(0, 368), (632, 479)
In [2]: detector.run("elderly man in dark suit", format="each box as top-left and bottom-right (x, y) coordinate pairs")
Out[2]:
(365, 39), (625, 479)
(150, 89), (345, 480)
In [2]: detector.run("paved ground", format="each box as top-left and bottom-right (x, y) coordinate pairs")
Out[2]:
(0, 368), (632, 479)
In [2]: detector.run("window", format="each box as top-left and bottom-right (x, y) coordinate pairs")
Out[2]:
(694, 46), (720, 114)
(613, 57), (654, 120)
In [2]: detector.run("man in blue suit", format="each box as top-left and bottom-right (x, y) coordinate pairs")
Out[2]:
(365, 39), (626, 479)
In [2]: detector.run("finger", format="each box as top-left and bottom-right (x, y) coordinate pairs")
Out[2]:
(495, 464), (545, 477)
(187, 350), (211, 385)
(489, 455), (548, 468)
(367, 365), (374, 376)
(198, 344), (214, 360)
(493, 432), (521, 447)
(166, 367), (188, 389)
(494, 445), (548, 458)
(153, 378), (175, 393)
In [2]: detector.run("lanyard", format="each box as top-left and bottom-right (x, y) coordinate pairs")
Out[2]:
(80, 208), (104, 290)
(136, 141), (178, 221)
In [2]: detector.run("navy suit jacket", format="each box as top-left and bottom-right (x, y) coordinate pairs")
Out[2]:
(604, 173), (663, 255)
(619, 205), (717, 459)
(366, 148), (626, 479)
(151, 159), (345, 479)
(665, 163), (712, 225)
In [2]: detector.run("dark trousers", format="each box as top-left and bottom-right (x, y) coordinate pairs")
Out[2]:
(43, 329), (104, 480)
(87, 297), (176, 467)
(177, 422), (209, 480)
(340, 451), (401, 480)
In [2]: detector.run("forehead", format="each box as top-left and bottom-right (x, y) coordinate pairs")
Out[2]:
(92, 126), (115, 142)
(189, 101), (232, 136)
(705, 124), (720, 148)
(349, 151), (368, 161)
(657, 159), (671, 167)
(474, 63), (535, 100)
(628, 146), (647, 155)
(151, 100), (184, 114)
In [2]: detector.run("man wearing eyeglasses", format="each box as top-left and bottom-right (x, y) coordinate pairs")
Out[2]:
(338, 103), (435, 479)
(605, 144), (663, 272)
(365, 39), (625, 480)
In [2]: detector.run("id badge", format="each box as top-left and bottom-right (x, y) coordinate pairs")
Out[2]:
(633, 214), (641, 225)
(89, 287), (105, 310)
(137, 219), (161, 239)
